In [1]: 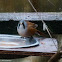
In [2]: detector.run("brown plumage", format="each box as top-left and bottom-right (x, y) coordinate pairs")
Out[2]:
(26, 21), (38, 28)
(17, 20), (47, 37)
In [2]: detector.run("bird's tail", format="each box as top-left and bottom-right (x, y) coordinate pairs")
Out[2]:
(36, 30), (48, 37)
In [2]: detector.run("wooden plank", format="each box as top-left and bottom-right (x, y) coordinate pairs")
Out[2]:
(0, 50), (55, 56)
(0, 37), (58, 56)
(0, 38), (57, 52)
(0, 12), (62, 21)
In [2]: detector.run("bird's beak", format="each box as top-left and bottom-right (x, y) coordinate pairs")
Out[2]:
(22, 22), (25, 29)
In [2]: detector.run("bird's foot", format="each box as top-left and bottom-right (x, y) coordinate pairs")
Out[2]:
(21, 37), (26, 39)
(29, 36), (33, 42)
(21, 36), (34, 42)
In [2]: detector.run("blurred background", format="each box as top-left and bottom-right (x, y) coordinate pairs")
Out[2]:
(0, 0), (61, 62)
(0, 0), (61, 12)
(0, 0), (62, 34)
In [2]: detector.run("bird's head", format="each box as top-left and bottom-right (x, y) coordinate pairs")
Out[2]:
(17, 20), (27, 29)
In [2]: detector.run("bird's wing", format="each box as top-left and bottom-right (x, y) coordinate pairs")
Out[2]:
(27, 27), (37, 36)
(26, 21), (38, 28)
(28, 27), (47, 37)
(36, 30), (47, 37)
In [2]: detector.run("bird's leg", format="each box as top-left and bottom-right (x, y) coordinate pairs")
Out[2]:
(21, 37), (26, 39)
(29, 36), (33, 42)
(25, 36), (33, 43)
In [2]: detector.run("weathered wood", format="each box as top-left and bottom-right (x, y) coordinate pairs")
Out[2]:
(48, 34), (62, 62)
(48, 51), (62, 62)
(0, 12), (62, 21)
(0, 50), (54, 57)
(0, 37), (57, 56)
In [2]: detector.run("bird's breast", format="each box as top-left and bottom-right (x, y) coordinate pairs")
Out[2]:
(17, 26), (27, 37)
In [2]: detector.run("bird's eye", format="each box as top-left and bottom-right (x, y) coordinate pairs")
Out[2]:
(18, 23), (20, 26)
(17, 23), (20, 29)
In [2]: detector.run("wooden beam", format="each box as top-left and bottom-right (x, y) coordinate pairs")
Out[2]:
(0, 50), (55, 56)
(0, 12), (62, 21)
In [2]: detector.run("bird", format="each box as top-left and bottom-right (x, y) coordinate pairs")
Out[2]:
(17, 20), (47, 38)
